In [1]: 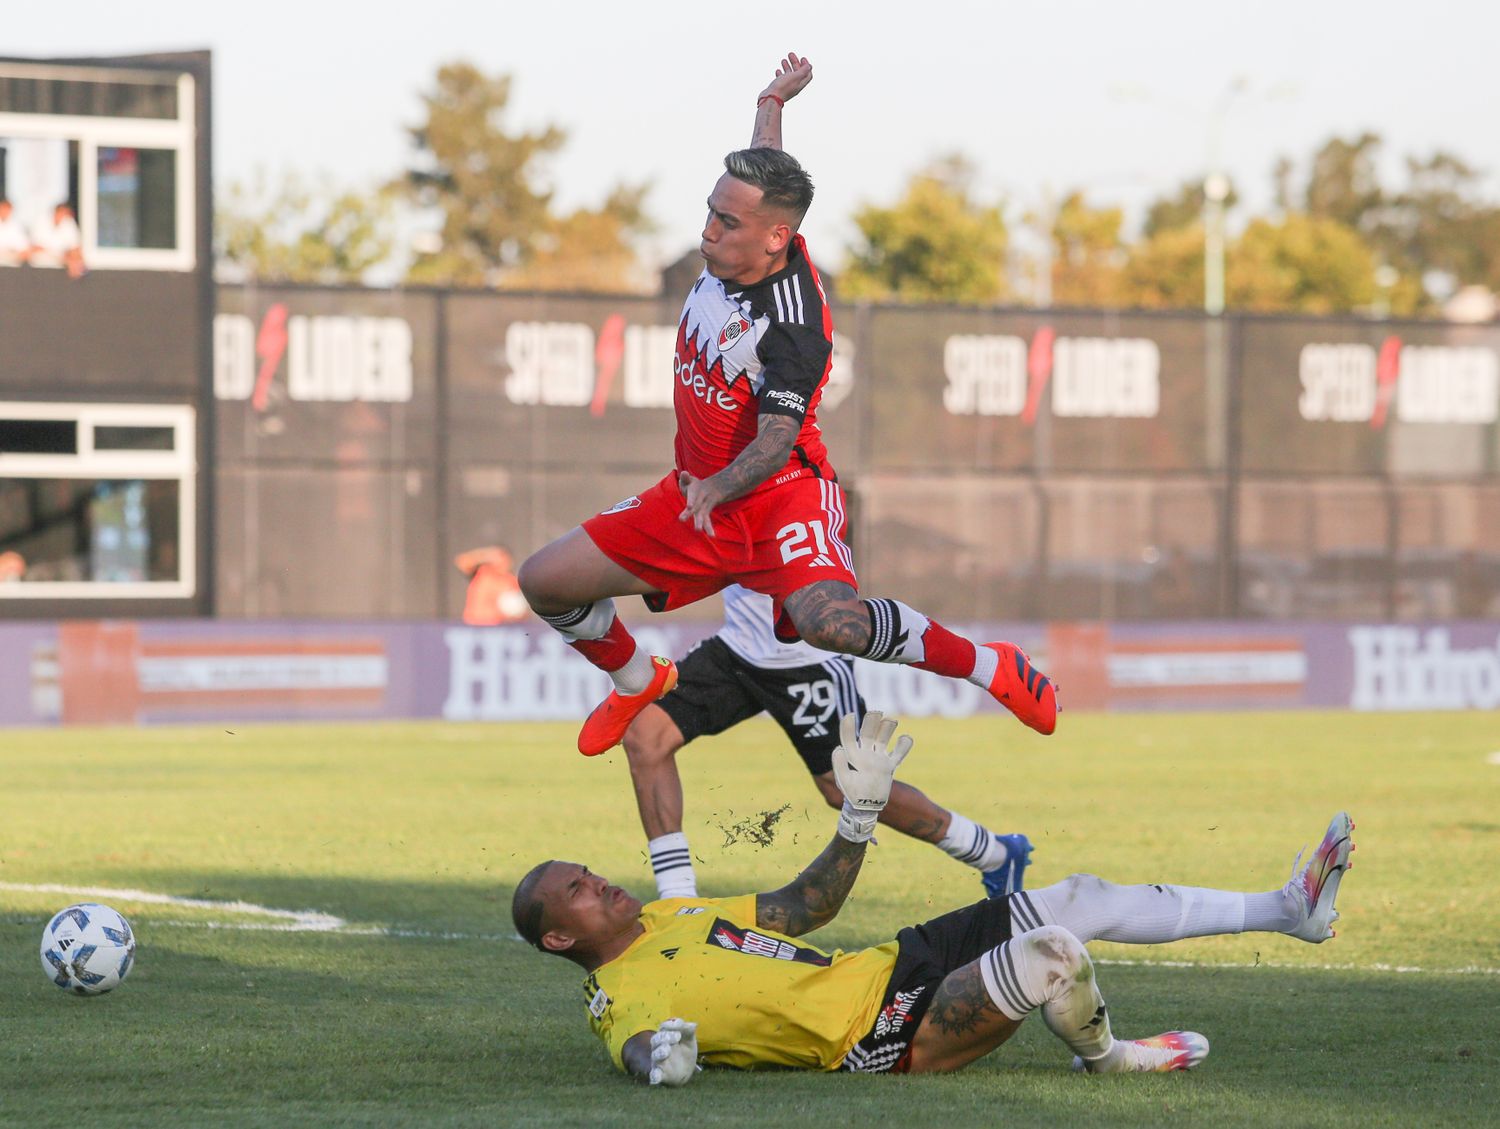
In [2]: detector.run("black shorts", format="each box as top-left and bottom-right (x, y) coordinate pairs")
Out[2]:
(656, 636), (863, 776)
(840, 896), (1015, 1074)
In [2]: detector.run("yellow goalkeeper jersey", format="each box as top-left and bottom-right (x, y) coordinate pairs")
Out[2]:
(586, 894), (898, 1072)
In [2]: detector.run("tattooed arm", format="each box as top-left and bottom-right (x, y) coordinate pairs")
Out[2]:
(750, 53), (814, 150)
(677, 414), (799, 535)
(756, 713), (913, 937)
(755, 831), (867, 937)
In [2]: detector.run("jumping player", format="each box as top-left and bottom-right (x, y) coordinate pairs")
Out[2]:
(518, 52), (1057, 757)
(512, 712), (1356, 1080)
(626, 584), (1033, 900)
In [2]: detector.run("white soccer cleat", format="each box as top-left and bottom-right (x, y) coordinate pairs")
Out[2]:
(1287, 811), (1355, 943)
(1073, 1031), (1210, 1073)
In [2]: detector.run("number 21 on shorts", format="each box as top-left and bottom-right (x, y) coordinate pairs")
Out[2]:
(777, 521), (835, 566)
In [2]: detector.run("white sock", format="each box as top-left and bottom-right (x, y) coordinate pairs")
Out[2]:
(609, 647), (655, 695)
(937, 812), (1009, 870)
(538, 599), (653, 694)
(1012, 874), (1299, 944)
(648, 833), (697, 899)
(980, 926), (1119, 1066)
(967, 645), (999, 688)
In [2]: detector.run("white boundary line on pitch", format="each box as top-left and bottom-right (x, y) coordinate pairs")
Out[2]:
(6, 881), (1495, 975)
(1, 881), (346, 930)
(0, 881), (514, 941)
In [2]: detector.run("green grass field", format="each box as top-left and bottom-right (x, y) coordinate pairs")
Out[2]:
(2, 711), (1497, 1128)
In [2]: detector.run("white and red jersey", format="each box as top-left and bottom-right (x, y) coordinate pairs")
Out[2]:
(672, 235), (836, 498)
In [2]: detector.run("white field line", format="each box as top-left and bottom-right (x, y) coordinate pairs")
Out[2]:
(2, 881), (344, 931)
(5, 882), (1495, 975)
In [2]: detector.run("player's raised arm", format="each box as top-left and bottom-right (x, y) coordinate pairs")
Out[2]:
(750, 51), (813, 150)
(754, 711), (913, 936)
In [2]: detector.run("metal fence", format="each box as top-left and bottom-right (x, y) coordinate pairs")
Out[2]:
(208, 286), (1500, 623)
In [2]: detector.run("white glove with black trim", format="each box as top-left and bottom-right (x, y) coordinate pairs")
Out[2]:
(648, 1018), (700, 1087)
(833, 710), (913, 843)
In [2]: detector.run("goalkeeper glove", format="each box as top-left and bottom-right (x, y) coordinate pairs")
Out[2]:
(833, 710), (913, 843)
(648, 1018), (700, 1086)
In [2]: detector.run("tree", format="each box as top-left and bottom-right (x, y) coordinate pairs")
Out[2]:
(215, 171), (396, 284)
(504, 184), (655, 293)
(1142, 177), (1238, 238)
(399, 62), (562, 286)
(839, 157), (1008, 303)
(1227, 213), (1378, 314)
(1389, 151), (1500, 294)
(399, 61), (652, 290)
(1302, 132), (1385, 233)
(1048, 191), (1126, 307)
(1121, 223), (1206, 310)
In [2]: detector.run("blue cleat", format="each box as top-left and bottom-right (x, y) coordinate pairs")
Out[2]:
(981, 832), (1033, 898)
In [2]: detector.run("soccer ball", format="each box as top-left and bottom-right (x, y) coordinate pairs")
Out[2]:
(40, 903), (136, 995)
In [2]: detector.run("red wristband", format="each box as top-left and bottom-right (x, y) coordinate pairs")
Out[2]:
(757, 94), (784, 108)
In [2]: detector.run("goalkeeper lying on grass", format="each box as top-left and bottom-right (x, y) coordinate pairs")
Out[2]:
(512, 712), (1354, 1081)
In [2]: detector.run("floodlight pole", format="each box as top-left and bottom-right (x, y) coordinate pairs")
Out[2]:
(1203, 79), (1245, 315)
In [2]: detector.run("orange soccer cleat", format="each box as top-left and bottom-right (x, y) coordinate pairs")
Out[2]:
(577, 656), (679, 757)
(983, 642), (1058, 735)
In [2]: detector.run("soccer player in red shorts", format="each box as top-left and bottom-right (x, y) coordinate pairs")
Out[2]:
(517, 52), (1057, 756)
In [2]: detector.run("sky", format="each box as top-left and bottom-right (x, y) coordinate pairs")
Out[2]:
(6, 0), (1496, 273)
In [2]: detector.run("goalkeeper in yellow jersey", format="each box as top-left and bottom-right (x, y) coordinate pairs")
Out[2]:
(512, 712), (1353, 1082)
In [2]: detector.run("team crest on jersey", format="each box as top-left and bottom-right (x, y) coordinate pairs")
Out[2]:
(718, 312), (752, 350)
(599, 495), (642, 515)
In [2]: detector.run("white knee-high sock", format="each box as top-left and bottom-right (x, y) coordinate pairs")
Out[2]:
(937, 811), (1012, 871)
(648, 833), (697, 899)
(1011, 873), (1299, 944)
(980, 925), (1120, 1067)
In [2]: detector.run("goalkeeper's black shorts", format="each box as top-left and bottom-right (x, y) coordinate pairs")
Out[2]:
(840, 895), (1016, 1073)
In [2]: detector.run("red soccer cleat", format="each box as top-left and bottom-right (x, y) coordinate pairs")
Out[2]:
(577, 656), (679, 757)
(983, 642), (1058, 735)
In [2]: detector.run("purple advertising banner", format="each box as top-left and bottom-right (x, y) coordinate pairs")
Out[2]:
(0, 617), (1496, 728)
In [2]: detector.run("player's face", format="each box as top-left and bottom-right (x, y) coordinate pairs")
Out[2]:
(537, 861), (642, 948)
(701, 173), (790, 285)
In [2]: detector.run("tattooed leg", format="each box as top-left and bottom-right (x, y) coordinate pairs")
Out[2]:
(909, 926), (1118, 1073)
(784, 581), (872, 654)
(906, 961), (1022, 1073)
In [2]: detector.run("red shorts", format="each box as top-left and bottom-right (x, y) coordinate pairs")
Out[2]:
(582, 469), (860, 637)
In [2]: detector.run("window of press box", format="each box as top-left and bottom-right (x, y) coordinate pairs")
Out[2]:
(0, 418), (78, 454)
(0, 478), (180, 584)
(0, 74), (178, 120)
(92, 424), (176, 451)
(97, 147), (176, 250)
(0, 136), (80, 229)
